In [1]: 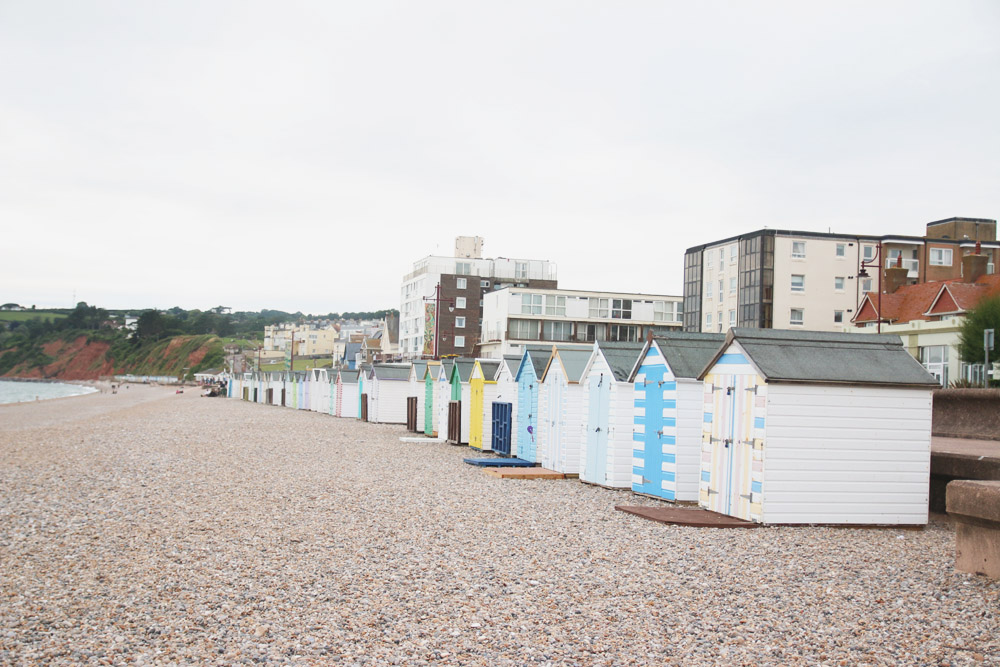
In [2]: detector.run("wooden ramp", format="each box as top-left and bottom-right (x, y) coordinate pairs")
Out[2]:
(485, 467), (566, 480)
(463, 457), (535, 467)
(615, 505), (759, 528)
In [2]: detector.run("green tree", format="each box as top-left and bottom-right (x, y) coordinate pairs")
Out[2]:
(958, 294), (1000, 366)
(135, 310), (167, 340)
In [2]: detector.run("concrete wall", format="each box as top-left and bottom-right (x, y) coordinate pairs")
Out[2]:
(932, 389), (1000, 441)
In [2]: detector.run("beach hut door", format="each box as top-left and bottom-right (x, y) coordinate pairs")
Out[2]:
(709, 375), (757, 520)
(586, 375), (611, 483)
(491, 402), (513, 456)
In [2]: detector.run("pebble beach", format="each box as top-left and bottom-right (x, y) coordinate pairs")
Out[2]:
(1, 388), (998, 665)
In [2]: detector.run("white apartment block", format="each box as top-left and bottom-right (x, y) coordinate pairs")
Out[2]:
(399, 236), (558, 360)
(480, 287), (683, 358)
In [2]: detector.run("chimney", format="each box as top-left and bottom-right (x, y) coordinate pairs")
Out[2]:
(884, 254), (909, 294)
(962, 241), (989, 283)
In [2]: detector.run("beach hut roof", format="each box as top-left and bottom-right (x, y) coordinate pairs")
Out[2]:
(450, 358), (476, 383)
(422, 361), (440, 380)
(410, 360), (428, 379)
(475, 359), (501, 379)
(699, 328), (940, 387)
(642, 332), (727, 381)
(593, 341), (645, 382)
(371, 364), (411, 381)
(338, 369), (359, 383)
(544, 348), (593, 383)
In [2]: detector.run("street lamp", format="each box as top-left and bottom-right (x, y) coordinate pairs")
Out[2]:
(858, 243), (883, 334)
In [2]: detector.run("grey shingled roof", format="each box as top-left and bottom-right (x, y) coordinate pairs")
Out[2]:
(339, 369), (359, 383)
(452, 359), (476, 383)
(477, 360), (501, 379)
(704, 328), (940, 387)
(411, 361), (427, 380)
(439, 358), (456, 380)
(650, 332), (727, 380)
(550, 349), (594, 383)
(371, 364), (410, 381)
(594, 341), (645, 382)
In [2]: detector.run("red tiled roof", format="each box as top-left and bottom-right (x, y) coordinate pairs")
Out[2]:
(854, 273), (1000, 325)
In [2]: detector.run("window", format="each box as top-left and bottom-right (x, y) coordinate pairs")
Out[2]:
(455, 317), (466, 328)
(515, 262), (528, 279)
(456, 278), (467, 289)
(718, 280), (723, 301)
(729, 277), (737, 294)
(729, 310), (736, 326)
(706, 312), (713, 326)
(792, 241), (806, 258)
(920, 345), (948, 386)
(706, 252), (714, 268)
(863, 245), (876, 261)
(454, 335), (466, 349)
(834, 277), (845, 291)
(719, 248), (725, 268)
(791, 275), (805, 292)
(717, 311), (722, 333)
(544, 295), (566, 316)
(543, 321), (572, 341)
(930, 248), (953, 266)
(790, 308), (804, 325)
(456, 262), (471, 275)
(611, 299), (632, 319)
(834, 310), (844, 323)
(577, 323), (606, 342)
(589, 298), (609, 318)
(730, 245), (738, 262)
(481, 280), (490, 288)
(510, 319), (539, 339)
(520, 294), (542, 314)
(653, 301), (666, 321)
(455, 297), (467, 309)
(836, 243), (846, 258)
(704, 279), (713, 299)
(861, 278), (873, 293)
(609, 324), (638, 341)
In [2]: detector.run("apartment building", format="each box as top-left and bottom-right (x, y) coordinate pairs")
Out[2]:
(683, 217), (997, 333)
(479, 287), (683, 358)
(399, 236), (558, 359)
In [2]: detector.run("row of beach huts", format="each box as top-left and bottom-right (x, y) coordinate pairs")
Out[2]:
(228, 328), (940, 526)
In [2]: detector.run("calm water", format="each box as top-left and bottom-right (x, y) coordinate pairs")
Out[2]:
(0, 379), (98, 404)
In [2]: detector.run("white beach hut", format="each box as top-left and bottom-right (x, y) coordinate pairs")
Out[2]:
(579, 341), (644, 489)
(368, 364), (411, 424)
(490, 355), (522, 457)
(537, 347), (592, 474)
(698, 328), (939, 525)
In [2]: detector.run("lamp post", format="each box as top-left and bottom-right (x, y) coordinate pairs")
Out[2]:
(858, 243), (883, 334)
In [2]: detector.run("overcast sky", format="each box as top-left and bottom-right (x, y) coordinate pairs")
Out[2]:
(2, 1), (998, 314)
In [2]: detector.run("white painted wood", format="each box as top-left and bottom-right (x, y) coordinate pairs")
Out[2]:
(762, 383), (932, 525)
(674, 378), (705, 502)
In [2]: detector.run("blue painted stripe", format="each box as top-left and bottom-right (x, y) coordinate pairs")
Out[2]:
(662, 471), (675, 482)
(664, 418), (676, 428)
(632, 466), (644, 475)
(634, 416), (645, 425)
(754, 417), (765, 429)
(635, 399), (647, 409)
(701, 470), (711, 482)
(663, 452), (676, 463)
(645, 348), (661, 357)
(703, 413), (713, 423)
(663, 399), (676, 409)
(661, 381), (676, 391)
(633, 433), (645, 442)
(632, 449), (644, 458)
(716, 353), (749, 365)
(751, 480), (762, 494)
(662, 435), (676, 445)
(663, 489), (676, 500)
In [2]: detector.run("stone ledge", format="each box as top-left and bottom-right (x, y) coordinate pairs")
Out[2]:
(947, 480), (1000, 579)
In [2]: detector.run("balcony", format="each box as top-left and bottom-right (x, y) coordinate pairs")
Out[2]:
(886, 257), (919, 278)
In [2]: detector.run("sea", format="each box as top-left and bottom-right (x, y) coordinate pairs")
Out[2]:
(0, 379), (99, 405)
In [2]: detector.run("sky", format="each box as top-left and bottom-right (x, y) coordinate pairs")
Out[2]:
(2, 1), (999, 314)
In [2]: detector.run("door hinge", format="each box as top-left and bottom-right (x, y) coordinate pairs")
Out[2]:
(707, 488), (718, 495)
(740, 493), (752, 500)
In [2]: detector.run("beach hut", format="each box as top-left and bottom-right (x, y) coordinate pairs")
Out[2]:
(490, 355), (522, 457)
(698, 328), (938, 525)
(357, 364), (372, 420)
(406, 361), (428, 433)
(336, 369), (359, 418)
(447, 359), (475, 444)
(435, 359), (456, 441)
(578, 341), (645, 489)
(422, 361), (441, 436)
(628, 333), (725, 501)
(368, 364), (411, 424)
(309, 368), (326, 412)
(514, 347), (553, 462)
(469, 359), (501, 451)
(297, 371), (309, 410)
(538, 348), (592, 474)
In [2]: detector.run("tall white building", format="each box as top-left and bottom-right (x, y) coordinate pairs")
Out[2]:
(480, 287), (683, 358)
(399, 237), (558, 359)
